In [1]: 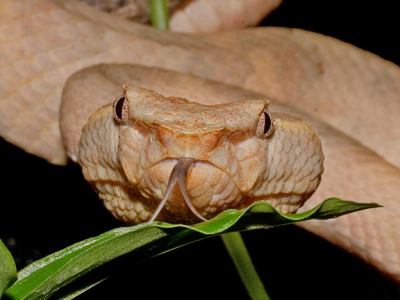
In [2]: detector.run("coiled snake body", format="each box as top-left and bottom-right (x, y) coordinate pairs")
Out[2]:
(1, 0), (400, 282)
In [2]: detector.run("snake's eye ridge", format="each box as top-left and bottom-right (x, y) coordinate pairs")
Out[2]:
(256, 111), (274, 138)
(113, 95), (129, 124)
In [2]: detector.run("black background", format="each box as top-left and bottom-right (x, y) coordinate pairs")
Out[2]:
(1, 0), (400, 299)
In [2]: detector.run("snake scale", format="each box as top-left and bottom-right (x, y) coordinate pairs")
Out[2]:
(1, 0), (400, 281)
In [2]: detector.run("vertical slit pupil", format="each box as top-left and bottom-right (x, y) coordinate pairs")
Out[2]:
(263, 112), (272, 134)
(115, 96), (125, 120)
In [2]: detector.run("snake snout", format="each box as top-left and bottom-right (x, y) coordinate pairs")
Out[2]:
(142, 157), (242, 222)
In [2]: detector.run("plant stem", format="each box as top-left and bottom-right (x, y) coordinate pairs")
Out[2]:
(221, 232), (270, 300)
(149, 0), (169, 30)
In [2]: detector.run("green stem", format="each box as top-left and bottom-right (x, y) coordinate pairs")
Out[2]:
(221, 232), (270, 300)
(149, 0), (169, 30)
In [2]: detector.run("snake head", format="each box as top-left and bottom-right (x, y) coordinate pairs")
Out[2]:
(78, 87), (323, 224)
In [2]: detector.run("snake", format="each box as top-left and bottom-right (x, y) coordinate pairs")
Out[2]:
(77, 85), (323, 223)
(1, 0), (400, 282)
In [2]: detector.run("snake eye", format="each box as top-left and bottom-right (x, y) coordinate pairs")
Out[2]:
(113, 95), (129, 124)
(256, 111), (274, 137)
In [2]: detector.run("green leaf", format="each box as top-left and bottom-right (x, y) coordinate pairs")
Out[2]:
(0, 239), (17, 297)
(58, 278), (106, 300)
(4, 198), (379, 299)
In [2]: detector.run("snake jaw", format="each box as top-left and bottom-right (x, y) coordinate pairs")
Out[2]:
(247, 113), (324, 213)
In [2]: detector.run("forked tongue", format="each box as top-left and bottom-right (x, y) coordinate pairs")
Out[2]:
(148, 158), (207, 223)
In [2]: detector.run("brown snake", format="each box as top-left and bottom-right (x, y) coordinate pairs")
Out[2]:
(77, 86), (323, 223)
(1, 0), (400, 281)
